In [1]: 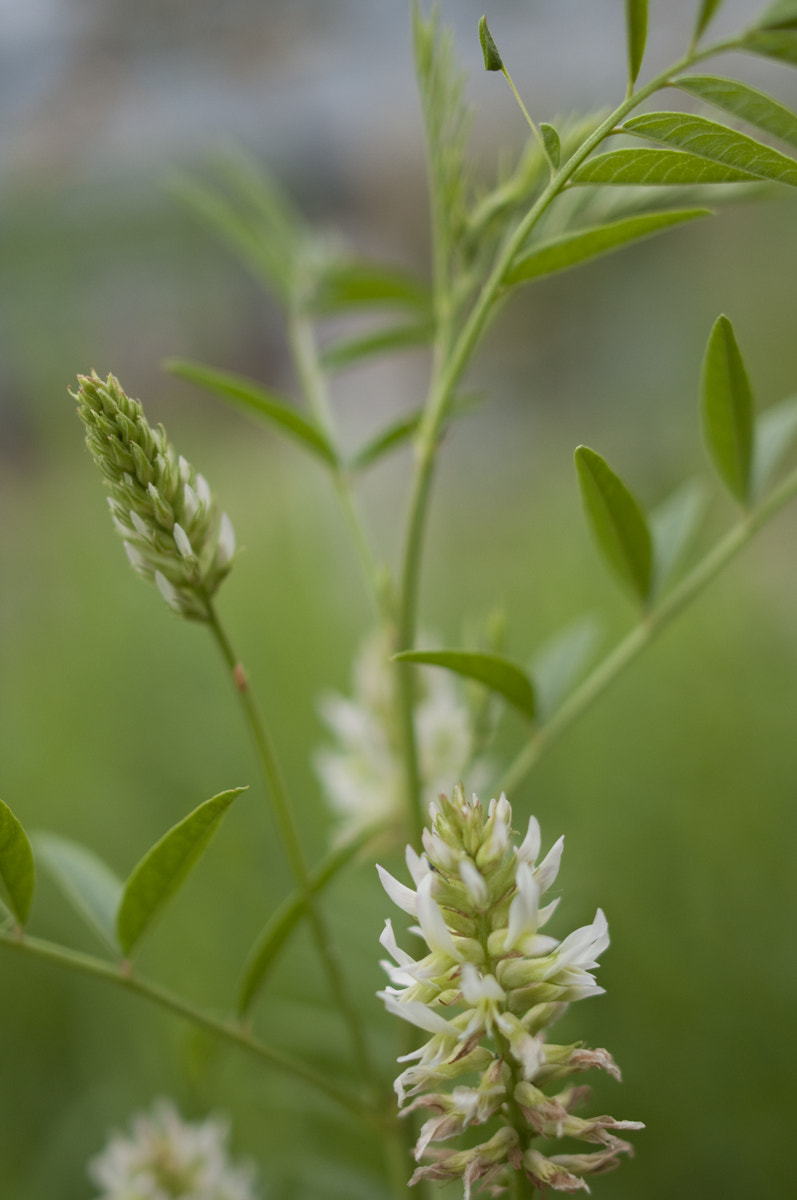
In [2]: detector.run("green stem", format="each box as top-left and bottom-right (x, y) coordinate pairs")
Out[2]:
(395, 31), (742, 836)
(0, 928), (367, 1119)
(498, 464), (797, 794)
(289, 305), (395, 622)
(205, 602), (377, 1089)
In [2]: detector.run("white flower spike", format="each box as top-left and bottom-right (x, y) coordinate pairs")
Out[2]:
(377, 786), (642, 1196)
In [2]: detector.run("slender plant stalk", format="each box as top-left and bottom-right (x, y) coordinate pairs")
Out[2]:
(204, 601), (377, 1090)
(288, 304), (395, 622)
(498, 462), (797, 794)
(395, 31), (742, 834)
(0, 928), (368, 1118)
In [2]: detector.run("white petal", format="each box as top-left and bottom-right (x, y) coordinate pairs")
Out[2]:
(376, 864), (417, 917)
(196, 473), (211, 507)
(460, 964), (505, 1005)
(183, 482), (199, 522)
(416, 874), (462, 960)
(154, 571), (182, 612)
(517, 815), (541, 865)
(377, 993), (460, 1035)
(535, 835), (564, 894)
(130, 511), (150, 538)
(405, 844), (431, 886)
(459, 859), (488, 907)
(505, 862), (540, 950)
(123, 541), (145, 570)
(216, 512), (236, 566)
(172, 522), (194, 559)
(379, 918), (415, 968)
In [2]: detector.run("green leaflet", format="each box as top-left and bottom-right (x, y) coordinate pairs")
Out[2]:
(675, 75), (797, 150)
(540, 123), (561, 168)
(393, 650), (536, 720)
(349, 410), (422, 472)
(320, 321), (434, 372)
(530, 616), (601, 718)
(623, 111), (797, 186)
(237, 829), (375, 1017)
(755, 0), (797, 28)
(505, 210), (710, 286)
(625, 0), (649, 87)
(34, 833), (123, 954)
(575, 446), (653, 604)
(478, 15), (504, 72)
(752, 395), (797, 500)
(166, 360), (337, 467)
(0, 799), (34, 926)
(700, 315), (755, 504)
(743, 30), (797, 64)
(116, 788), (245, 957)
(694, 0), (725, 40)
(649, 480), (706, 596)
(311, 262), (431, 316)
(572, 147), (759, 185)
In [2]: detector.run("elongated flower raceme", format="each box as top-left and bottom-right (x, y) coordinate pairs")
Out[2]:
(73, 371), (236, 621)
(377, 786), (642, 1196)
(88, 1099), (259, 1199)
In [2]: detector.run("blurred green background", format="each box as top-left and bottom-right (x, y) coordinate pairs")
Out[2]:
(2, 1), (797, 1197)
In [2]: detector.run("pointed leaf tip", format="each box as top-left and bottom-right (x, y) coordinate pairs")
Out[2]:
(575, 446), (652, 604)
(700, 315), (754, 504)
(479, 15), (504, 71)
(0, 799), (35, 926)
(394, 649), (535, 719)
(116, 787), (246, 956)
(625, 0), (649, 87)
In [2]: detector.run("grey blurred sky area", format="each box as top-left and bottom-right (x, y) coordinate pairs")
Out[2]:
(0, 0), (770, 191)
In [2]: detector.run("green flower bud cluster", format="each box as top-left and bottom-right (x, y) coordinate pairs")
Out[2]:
(74, 371), (236, 621)
(377, 786), (642, 1196)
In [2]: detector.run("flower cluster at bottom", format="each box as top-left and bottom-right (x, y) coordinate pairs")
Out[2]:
(377, 786), (642, 1196)
(88, 1099), (259, 1200)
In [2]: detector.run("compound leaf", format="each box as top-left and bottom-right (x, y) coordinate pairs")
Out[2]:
(34, 832), (122, 954)
(117, 788), (245, 957)
(675, 75), (797, 149)
(700, 315), (755, 503)
(623, 111), (797, 186)
(0, 799), (34, 926)
(575, 446), (652, 603)
(393, 650), (536, 720)
(625, 0), (649, 87)
(167, 360), (337, 467)
(572, 148), (759, 185)
(752, 394), (797, 499)
(506, 209), (710, 286)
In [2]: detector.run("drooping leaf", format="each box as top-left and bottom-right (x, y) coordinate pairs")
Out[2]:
(320, 321), (434, 372)
(506, 209), (710, 286)
(117, 788), (245, 957)
(311, 262), (431, 316)
(649, 480), (706, 595)
(0, 799), (34, 926)
(393, 650), (536, 720)
(572, 147), (759, 186)
(700, 315), (755, 504)
(694, 0), (725, 40)
(755, 1), (797, 29)
(743, 29), (797, 64)
(752, 394), (797, 499)
(166, 360), (337, 467)
(540, 123), (561, 168)
(574, 446), (653, 604)
(34, 832), (122, 954)
(623, 111), (797, 185)
(237, 829), (374, 1016)
(675, 75), (797, 149)
(530, 616), (601, 717)
(349, 410), (423, 472)
(625, 0), (649, 87)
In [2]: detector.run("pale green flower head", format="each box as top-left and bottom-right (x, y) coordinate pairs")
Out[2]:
(377, 786), (643, 1196)
(88, 1099), (259, 1200)
(74, 371), (236, 621)
(315, 630), (491, 843)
